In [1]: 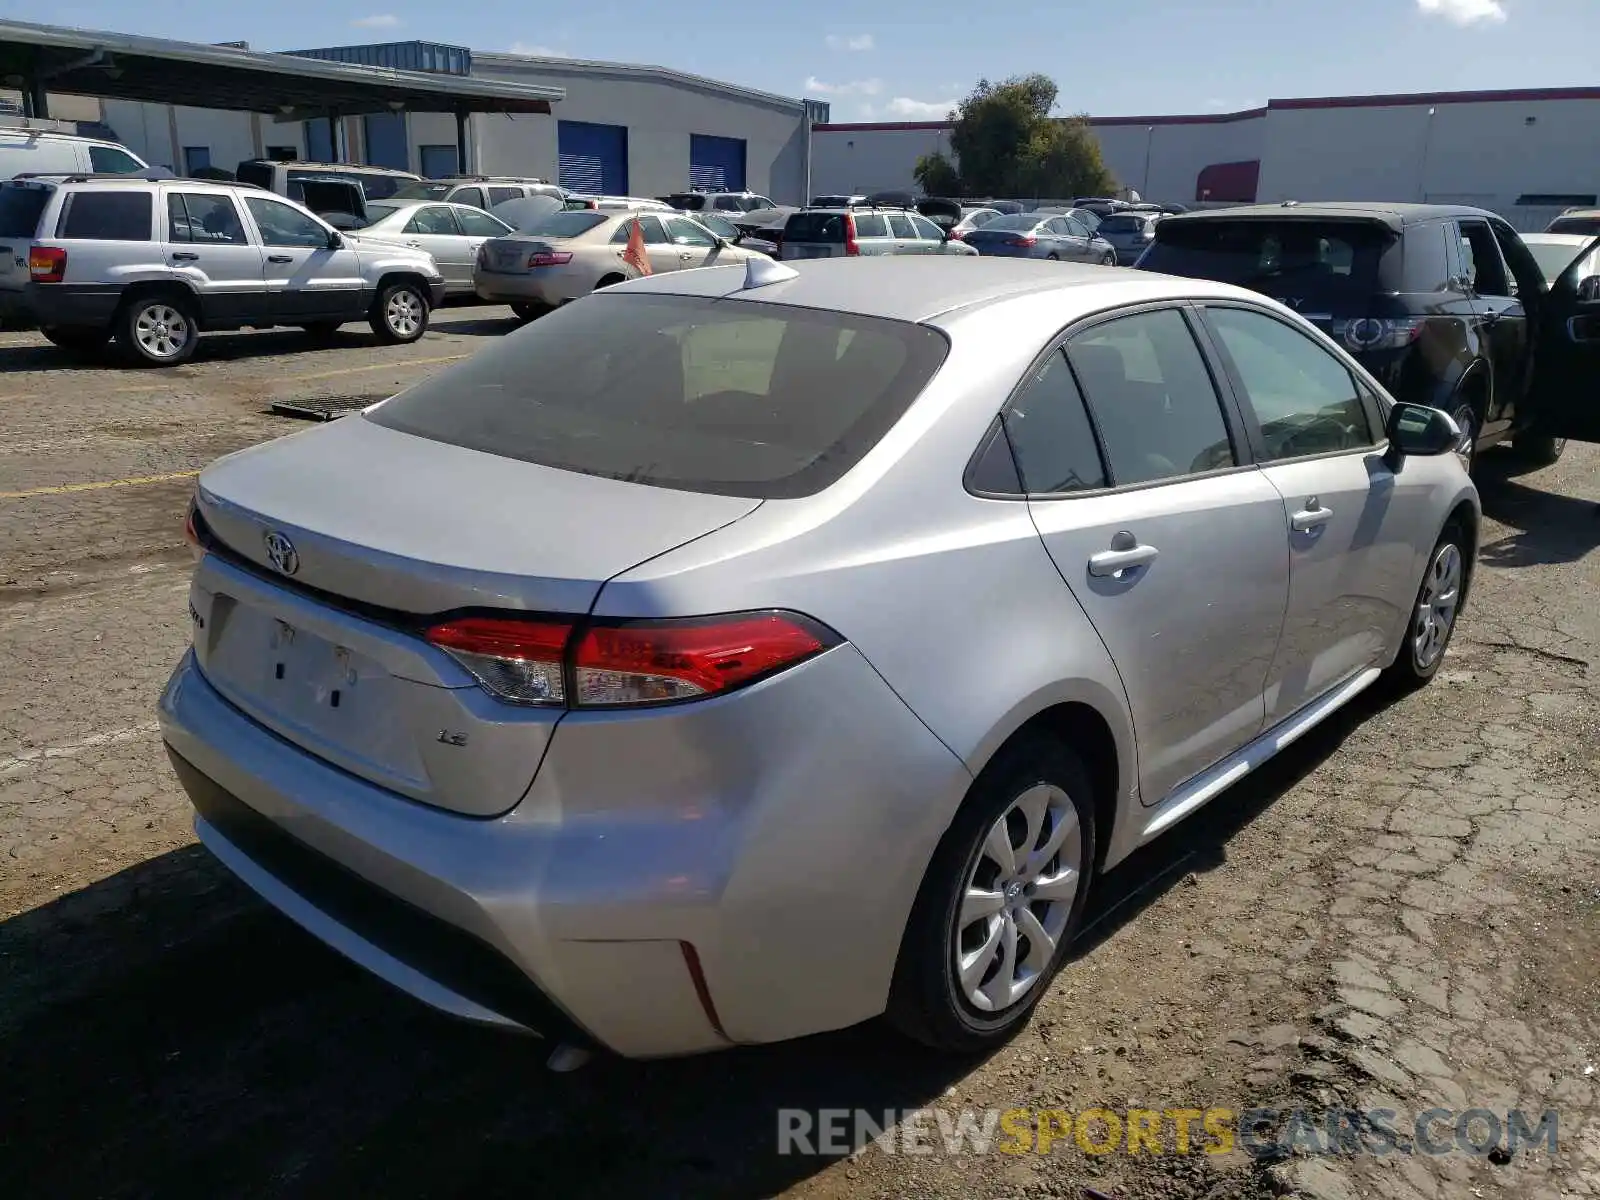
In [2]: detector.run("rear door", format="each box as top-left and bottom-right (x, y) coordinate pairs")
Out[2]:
(1456, 218), (1526, 438)
(1196, 302), (1428, 719)
(243, 194), (365, 323)
(163, 190), (268, 325)
(401, 204), (470, 287)
(609, 215), (679, 273)
(453, 205), (513, 280)
(1524, 236), (1600, 440)
(1017, 305), (1290, 803)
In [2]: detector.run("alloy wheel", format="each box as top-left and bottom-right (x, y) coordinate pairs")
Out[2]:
(1450, 402), (1477, 470)
(952, 784), (1082, 1013)
(1413, 541), (1463, 671)
(134, 304), (191, 360)
(386, 289), (422, 338)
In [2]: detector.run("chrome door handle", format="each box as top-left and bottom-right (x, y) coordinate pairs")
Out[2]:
(1291, 501), (1334, 531)
(171, 251), (199, 262)
(405, 240), (423, 248)
(266, 254), (293, 263)
(1088, 542), (1159, 577)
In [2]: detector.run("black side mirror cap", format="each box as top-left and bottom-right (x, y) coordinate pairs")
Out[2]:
(1385, 401), (1460, 467)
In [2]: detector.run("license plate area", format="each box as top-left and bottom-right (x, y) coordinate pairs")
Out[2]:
(494, 247), (524, 270)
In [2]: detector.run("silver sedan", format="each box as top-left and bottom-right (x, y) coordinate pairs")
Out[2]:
(161, 257), (1477, 1060)
(962, 212), (1117, 263)
(351, 199), (515, 296)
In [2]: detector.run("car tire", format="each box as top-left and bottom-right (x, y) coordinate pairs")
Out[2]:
(510, 301), (550, 323)
(1046, 252), (1060, 261)
(1100, 251), (1116, 266)
(595, 273), (627, 290)
(369, 281), (430, 344)
(1509, 433), (1566, 467)
(1384, 520), (1468, 691)
(887, 731), (1097, 1054)
(301, 321), (343, 343)
(40, 325), (110, 354)
(118, 293), (198, 367)
(1449, 392), (1484, 474)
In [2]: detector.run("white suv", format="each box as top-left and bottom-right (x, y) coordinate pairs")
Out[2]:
(0, 175), (446, 365)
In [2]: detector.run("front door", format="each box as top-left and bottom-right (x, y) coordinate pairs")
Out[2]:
(243, 194), (365, 323)
(1456, 219), (1528, 440)
(1061, 215), (1097, 261)
(1016, 307), (1290, 804)
(162, 190), (267, 326)
(1196, 303), (1431, 721)
(1524, 236), (1600, 441)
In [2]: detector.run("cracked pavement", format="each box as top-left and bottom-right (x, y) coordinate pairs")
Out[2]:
(1, 319), (1597, 1200)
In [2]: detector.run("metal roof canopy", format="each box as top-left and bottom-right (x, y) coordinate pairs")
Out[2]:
(0, 19), (564, 120)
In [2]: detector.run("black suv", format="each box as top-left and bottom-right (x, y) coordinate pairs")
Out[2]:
(1136, 202), (1600, 468)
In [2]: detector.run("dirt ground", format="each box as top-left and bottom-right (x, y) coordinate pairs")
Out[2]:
(1, 309), (1597, 1200)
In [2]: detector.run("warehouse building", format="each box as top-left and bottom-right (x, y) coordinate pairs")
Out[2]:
(811, 85), (1600, 231)
(94, 38), (828, 203)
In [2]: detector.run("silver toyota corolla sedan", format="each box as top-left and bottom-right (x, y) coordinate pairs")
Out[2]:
(160, 256), (1478, 1062)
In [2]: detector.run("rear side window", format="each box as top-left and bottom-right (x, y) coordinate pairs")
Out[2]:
(88, 145), (145, 173)
(451, 186), (486, 209)
(0, 185), (52, 237)
(356, 173), (406, 200)
(785, 213), (845, 242)
(854, 214), (888, 237)
(1067, 309), (1236, 486)
(1140, 219), (1396, 307)
(1003, 349), (1108, 494)
(487, 186), (522, 206)
(886, 213), (916, 238)
(234, 161), (274, 190)
(1402, 222), (1453, 293)
(366, 293), (950, 499)
(58, 191), (153, 241)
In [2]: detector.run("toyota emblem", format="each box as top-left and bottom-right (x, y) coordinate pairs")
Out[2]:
(263, 529), (300, 576)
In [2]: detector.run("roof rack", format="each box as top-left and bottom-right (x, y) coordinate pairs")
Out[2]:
(11, 169), (176, 182)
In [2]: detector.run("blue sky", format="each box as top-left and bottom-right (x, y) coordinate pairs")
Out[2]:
(7, 0), (1597, 120)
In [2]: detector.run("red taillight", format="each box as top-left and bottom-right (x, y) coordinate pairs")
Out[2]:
(528, 250), (573, 267)
(183, 499), (203, 563)
(424, 610), (838, 708)
(948, 229), (965, 241)
(29, 246), (66, 283)
(1005, 236), (1037, 248)
(844, 213), (860, 256)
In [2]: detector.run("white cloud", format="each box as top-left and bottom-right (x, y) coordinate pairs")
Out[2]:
(1416, 0), (1507, 25)
(804, 75), (883, 97)
(824, 33), (875, 51)
(509, 42), (567, 56)
(886, 95), (958, 118)
(349, 13), (400, 28)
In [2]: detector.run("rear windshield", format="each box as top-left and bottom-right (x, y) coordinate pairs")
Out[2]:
(367, 293), (951, 499)
(785, 212), (846, 243)
(1140, 219), (1397, 304)
(234, 161), (273, 190)
(1548, 215), (1600, 236)
(980, 214), (1041, 232)
(667, 193), (706, 210)
(1097, 215), (1145, 234)
(0, 184), (51, 237)
(363, 202), (400, 224)
(523, 210), (607, 237)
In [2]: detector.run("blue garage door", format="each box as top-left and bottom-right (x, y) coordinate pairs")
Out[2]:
(363, 112), (410, 171)
(689, 134), (746, 192)
(305, 118), (334, 163)
(558, 121), (628, 194)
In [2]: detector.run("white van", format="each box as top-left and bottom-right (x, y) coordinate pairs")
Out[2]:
(0, 130), (149, 179)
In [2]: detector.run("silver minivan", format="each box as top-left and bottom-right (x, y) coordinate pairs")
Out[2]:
(778, 207), (978, 259)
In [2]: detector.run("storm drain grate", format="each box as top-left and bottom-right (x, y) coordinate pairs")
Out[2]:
(269, 394), (381, 422)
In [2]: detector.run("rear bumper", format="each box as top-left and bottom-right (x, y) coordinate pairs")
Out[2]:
(474, 270), (583, 306)
(158, 642), (967, 1057)
(0, 282), (122, 328)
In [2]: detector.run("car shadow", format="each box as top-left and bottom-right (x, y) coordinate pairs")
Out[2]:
(0, 692), (1393, 1200)
(1473, 450), (1600, 568)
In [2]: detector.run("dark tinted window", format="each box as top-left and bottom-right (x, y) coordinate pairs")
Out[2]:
(0, 185), (51, 237)
(524, 211), (606, 237)
(58, 190), (152, 241)
(487, 186), (522, 206)
(405, 206), (461, 236)
(786, 212), (845, 242)
(1402, 223), (1454, 292)
(1140, 219), (1396, 308)
(356, 173), (408, 200)
(854, 213), (889, 238)
(668, 193), (707, 210)
(1548, 216), (1600, 236)
(1004, 349), (1108, 494)
(1067, 309), (1235, 485)
(88, 145), (145, 173)
(886, 212), (916, 238)
(234, 161), (274, 190)
(1098, 215), (1144, 234)
(1204, 306), (1375, 458)
(451, 186), (486, 209)
(1457, 220), (1510, 297)
(167, 193), (246, 245)
(367, 294), (950, 499)
(393, 183), (453, 201)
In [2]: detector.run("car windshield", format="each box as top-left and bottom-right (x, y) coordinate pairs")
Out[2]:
(393, 183), (455, 201)
(521, 211), (608, 237)
(1524, 239), (1598, 286)
(981, 214), (1043, 232)
(362, 202), (400, 224)
(1139, 219), (1396, 306)
(366, 293), (950, 499)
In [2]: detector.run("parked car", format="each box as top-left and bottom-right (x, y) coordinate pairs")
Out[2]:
(0, 130), (148, 179)
(962, 212), (1116, 264)
(664, 190), (779, 215)
(1546, 208), (1600, 236)
(692, 210), (778, 257)
(1030, 206), (1104, 233)
(1071, 197), (1132, 218)
(234, 160), (424, 229)
(0, 176), (444, 364)
(1522, 233), (1600, 298)
(393, 176), (564, 211)
(473, 208), (762, 319)
(161, 255), (1479, 1062)
(1136, 202), (1600, 468)
(1095, 210), (1162, 263)
(777, 206), (978, 259)
(353, 198), (514, 297)
(947, 207), (1004, 241)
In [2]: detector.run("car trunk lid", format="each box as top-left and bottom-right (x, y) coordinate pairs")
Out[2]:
(191, 414), (760, 816)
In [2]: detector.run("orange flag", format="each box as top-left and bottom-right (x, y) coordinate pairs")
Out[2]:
(621, 219), (652, 276)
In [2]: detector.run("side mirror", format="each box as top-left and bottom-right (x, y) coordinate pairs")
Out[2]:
(1385, 401), (1460, 467)
(328, 230), (344, 250)
(1578, 275), (1600, 303)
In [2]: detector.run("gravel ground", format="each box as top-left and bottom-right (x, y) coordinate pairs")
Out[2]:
(1, 311), (1596, 1200)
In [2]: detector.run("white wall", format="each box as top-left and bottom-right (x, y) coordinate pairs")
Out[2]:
(102, 99), (260, 171)
(472, 55), (809, 201)
(809, 125), (953, 196)
(1093, 117), (1263, 202)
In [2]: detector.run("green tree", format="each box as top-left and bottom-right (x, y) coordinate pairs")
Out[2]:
(913, 151), (962, 196)
(941, 74), (1116, 199)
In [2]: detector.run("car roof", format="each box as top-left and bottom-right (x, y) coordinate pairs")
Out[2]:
(606, 255), (1267, 324)
(1163, 201), (1493, 229)
(1523, 232), (1597, 246)
(248, 160), (419, 176)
